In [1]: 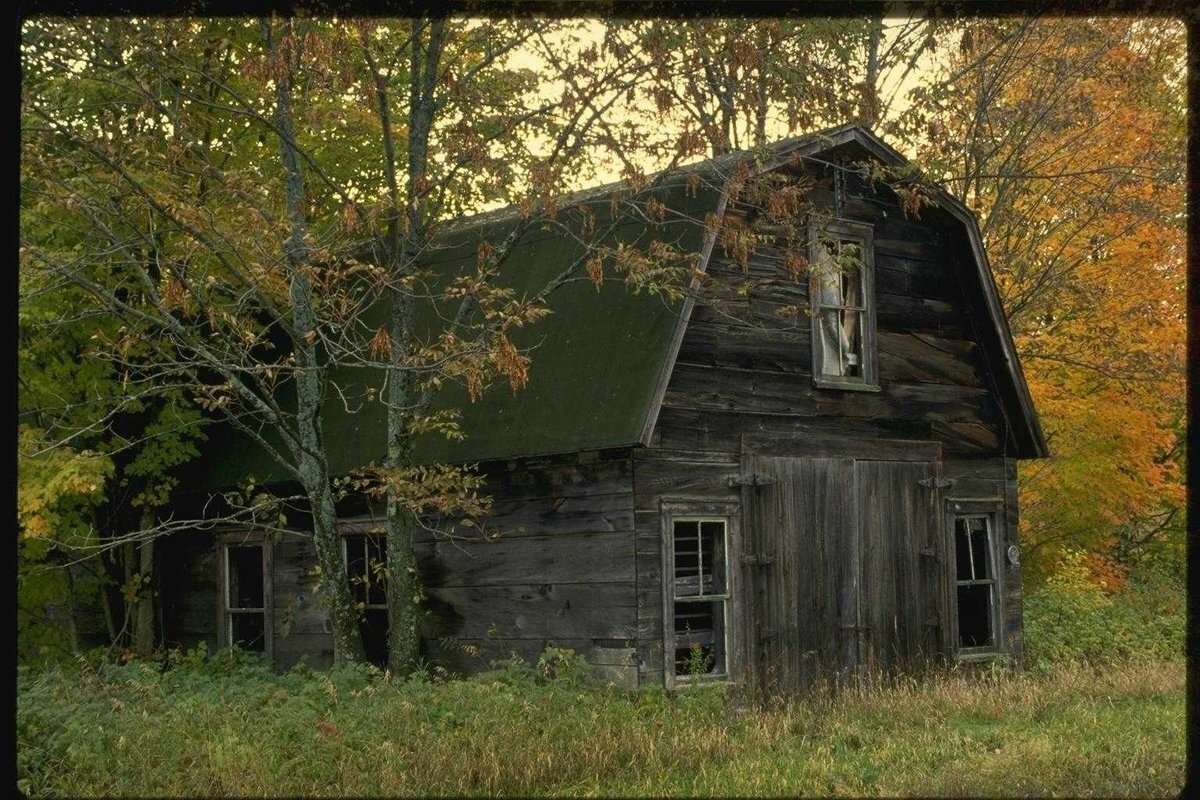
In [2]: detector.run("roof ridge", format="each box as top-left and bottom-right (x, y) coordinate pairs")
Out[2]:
(438, 122), (868, 235)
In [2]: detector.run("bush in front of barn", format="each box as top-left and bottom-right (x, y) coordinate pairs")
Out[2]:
(1022, 549), (1185, 668)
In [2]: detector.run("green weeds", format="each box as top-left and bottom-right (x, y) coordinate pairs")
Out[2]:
(17, 649), (1184, 797)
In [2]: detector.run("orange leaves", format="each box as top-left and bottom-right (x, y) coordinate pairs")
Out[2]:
(368, 327), (392, 360)
(585, 254), (604, 289)
(493, 336), (529, 394)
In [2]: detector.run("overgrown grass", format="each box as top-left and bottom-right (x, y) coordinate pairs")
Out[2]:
(18, 650), (1185, 797)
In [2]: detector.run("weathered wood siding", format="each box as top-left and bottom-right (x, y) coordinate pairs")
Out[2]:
(160, 449), (641, 684)
(158, 533), (220, 654)
(635, 166), (1024, 685)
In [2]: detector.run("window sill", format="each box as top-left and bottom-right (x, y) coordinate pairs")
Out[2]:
(672, 672), (732, 688)
(813, 378), (882, 393)
(954, 649), (1007, 662)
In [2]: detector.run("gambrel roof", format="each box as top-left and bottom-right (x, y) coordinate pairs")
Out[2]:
(188, 124), (1046, 492)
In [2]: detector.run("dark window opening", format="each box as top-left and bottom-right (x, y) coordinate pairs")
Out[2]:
(230, 612), (266, 651)
(953, 515), (998, 651)
(345, 534), (389, 668)
(224, 544), (266, 652)
(671, 519), (729, 679)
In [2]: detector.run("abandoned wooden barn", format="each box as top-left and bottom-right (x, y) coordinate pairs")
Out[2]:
(163, 124), (1047, 692)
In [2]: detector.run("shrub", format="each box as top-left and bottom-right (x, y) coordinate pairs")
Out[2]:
(1024, 550), (1184, 667)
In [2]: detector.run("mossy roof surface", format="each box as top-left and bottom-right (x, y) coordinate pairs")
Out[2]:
(184, 171), (722, 491)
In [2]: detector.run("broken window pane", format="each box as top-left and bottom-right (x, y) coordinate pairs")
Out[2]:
(969, 520), (991, 580)
(672, 519), (729, 678)
(227, 545), (264, 609)
(230, 612), (266, 652)
(957, 584), (993, 648)
(953, 514), (998, 651)
(673, 600), (725, 677)
(812, 234), (868, 381)
(345, 535), (389, 668)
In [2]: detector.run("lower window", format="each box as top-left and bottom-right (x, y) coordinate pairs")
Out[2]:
(950, 505), (1003, 654)
(221, 539), (270, 654)
(344, 533), (389, 668)
(668, 517), (731, 681)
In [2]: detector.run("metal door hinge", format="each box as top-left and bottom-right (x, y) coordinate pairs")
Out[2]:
(729, 473), (777, 488)
(917, 477), (954, 489)
(741, 553), (775, 566)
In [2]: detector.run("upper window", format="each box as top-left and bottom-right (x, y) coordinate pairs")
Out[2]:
(809, 218), (878, 390)
(668, 517), (731, 681)
(221, 538), (271, 655)
(950, 506), (1004, 655)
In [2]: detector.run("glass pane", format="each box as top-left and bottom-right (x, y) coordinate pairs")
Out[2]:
(957, 584), (994, 648)
(818, 307), (844, 377)
(813, 236), (866, 380)
(840, 309), (863, 378)
(673, 599), (726, 677)
(954, 518), (974, 581)
(230, 612), (265, 651)
(673, 521), (701, 596)
(227, 546), (264, 609)
(969, 519), (991, 580)
(700, 521), (726, 595)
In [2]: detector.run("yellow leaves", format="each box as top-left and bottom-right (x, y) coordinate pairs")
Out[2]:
(17, 425), (114, 540)
(352, 462), (493, 521)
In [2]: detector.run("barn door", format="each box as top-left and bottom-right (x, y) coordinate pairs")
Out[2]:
(742, 449), (946, 696)
(742, 454), (858, 696)
(856, 459), (946, 676)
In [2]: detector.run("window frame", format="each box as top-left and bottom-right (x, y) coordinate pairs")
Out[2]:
(217, 532), (273, 658)
(661, 499), (741, 689)
(808, 217), (879, 392)
(945, 499), (1005, 660)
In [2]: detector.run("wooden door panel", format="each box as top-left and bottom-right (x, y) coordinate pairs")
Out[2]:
(744, 452), (946, 695)
(857, 459), (941, 676)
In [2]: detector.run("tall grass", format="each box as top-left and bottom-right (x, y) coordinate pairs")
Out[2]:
(18, 651), (1184, 797)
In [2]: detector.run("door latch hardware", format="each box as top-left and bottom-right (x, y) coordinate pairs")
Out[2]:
(741, 553), (775, 566)
(728, 474), (778, 488)
(917, 477), (954, 489)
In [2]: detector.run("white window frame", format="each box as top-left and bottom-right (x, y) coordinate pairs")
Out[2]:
(947, 500), (1005, 659)
(218, 533), (272, 658)
(808, 217), (879, 392)
(661, 500), (740, 689)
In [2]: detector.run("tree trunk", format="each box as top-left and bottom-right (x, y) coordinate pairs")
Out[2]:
(60, 553), (81, 655)
(264, 17), (364, 665)
(862, 16), (883, 126)
(133, 509), (156, 655)
(383, 17), (446, 676)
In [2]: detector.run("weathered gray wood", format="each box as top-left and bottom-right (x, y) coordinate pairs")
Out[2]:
(663, 362), (998, 426)
(632, 451), (740, 509)
(413, 531), (635, 588)
(654, 406), (971, 454)
(423, 582), (638, 640)
(742, 433), (940, 463)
